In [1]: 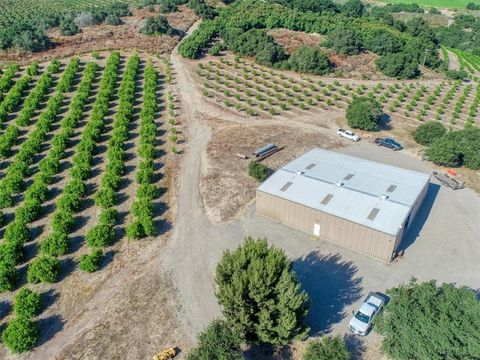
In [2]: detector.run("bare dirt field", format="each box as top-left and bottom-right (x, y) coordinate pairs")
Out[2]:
(267, 29), (324, 54)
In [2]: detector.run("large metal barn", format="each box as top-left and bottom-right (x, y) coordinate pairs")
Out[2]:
(256, 148), (430, 262)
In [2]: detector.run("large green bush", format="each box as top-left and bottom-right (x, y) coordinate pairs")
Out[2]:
(140, 16), (173, 35)
(13, 288), (43, 318)
(79, 249), (103, 273)
(215, 237), (310, 345)
(346, 96), (383, 131)
(288, 47), (331, 75)
(27, 255), (60, 284)
(376, 280), (480, 360)
(1, 316), (39, 353)
(186, 320), (245, 360)
(0, 261), (18, 292)
(40, 231), (70, 257)
(248, 161), (269, 182)
(413, 121), (447, 146)
(86, 224), (115, 248)
(303, 336), (349, 360)
(376, 52), (419, 79)
(329, 27), (362, 55)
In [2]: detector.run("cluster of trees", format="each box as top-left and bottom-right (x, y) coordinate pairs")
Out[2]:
(424, 127), (480, 169)
(179, 0), (441, 78)
(188, 0), (218, 19)
(0, 62), (61, 159)
(85, 54), (139, 261)
(140, 15), (173, 35)
(0, 58), (79, 211)
(376, 280), (480, 360)
(437, 15), (480, 54)
(127, 62), (159, 240)
(346, 96), (383, 131)
(0, 2), (131, 51)
(2, 288), (43, 353)
(467, 2), (480, 10)
(138, 0), (188, 13)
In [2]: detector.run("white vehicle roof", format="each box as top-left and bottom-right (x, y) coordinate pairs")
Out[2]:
(366, 293), (384, 308)
(359, 302), (376, 317)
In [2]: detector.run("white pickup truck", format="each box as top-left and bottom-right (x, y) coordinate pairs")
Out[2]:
(348, 292), (385, 336)
(337, 128), (360, 142)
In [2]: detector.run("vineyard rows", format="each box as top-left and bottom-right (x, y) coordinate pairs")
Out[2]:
(0, 52), (171, 353)
(197, 57), (480, 128)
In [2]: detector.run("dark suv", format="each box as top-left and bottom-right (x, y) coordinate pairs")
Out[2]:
(375, 137), (403, 151)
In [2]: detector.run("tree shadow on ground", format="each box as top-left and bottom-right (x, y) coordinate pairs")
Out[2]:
(344, 333), (366, 360)
(36, 314), (64, 347)
(397, 182), (440, 252)
(0, 300), (11, 319)
(293, 252), (363, 336)
(41, 289), (59, 312)
(244, 343), (292, 360)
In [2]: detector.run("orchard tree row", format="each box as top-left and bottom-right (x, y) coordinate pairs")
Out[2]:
(127, 61), (159, 240)
(83, 53), (140, 271)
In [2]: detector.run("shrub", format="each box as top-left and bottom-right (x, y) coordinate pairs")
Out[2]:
(446, 69), (468, 80)
(86, 224), (115, 248)
(186, 320), (244, 360)
(13, 288), (43, 318)
(27, 256), (60, 284)
(248, 161), (269, 181)
(376, 53), (419, 79)
(215, 238), (310, 345)
(303, 336), (349, 360)
(346, 96), (383, 131)
(60, 14), (80, 36)
(126, 220), (144, 240)
(288, 47), (331, 75)
(376, 280), (480, 360)
(413, 121), (447, 146)
(105, 13), (123, 26)
(1, 317), (39, 353)
(79, 249), (103, 273)
(40, 231), (70, 257)
(140, 16), (173, 35)
(329, 27), (362, 55)
(0, 261), (18, 292)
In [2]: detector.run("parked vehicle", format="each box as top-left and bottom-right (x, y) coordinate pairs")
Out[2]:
(375, 137), (403, 151)
(432, 171), (465, 190)
(337, 128), (360, 142)
(348, 292), (385, 336)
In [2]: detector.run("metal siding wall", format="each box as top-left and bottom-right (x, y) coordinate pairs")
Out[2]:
(256, 191), (395, 262)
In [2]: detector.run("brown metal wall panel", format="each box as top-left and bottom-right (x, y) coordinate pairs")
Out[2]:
(256, 191), (396, 262)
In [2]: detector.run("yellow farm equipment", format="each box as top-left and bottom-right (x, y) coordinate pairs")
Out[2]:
(152, 347), (177, 360)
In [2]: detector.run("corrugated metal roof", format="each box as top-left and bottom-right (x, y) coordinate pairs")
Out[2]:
(257, 148), (430, 236)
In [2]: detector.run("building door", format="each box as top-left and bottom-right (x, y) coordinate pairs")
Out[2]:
(313, 223), (321, 237)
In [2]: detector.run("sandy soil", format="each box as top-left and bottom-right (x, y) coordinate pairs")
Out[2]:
(201, 120), (345, 223)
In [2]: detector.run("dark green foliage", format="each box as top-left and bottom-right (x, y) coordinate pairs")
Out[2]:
(425, 128), (480, 169)
(40, 232), (70, 257)
(86, 224), (115, 248)
(329, 27), (362, 55)
(376, 280), (480, 360)
(413, 121), (447, 146)
(362, 29), (404, 56)
(376, 53), (419, 79)
(105, 13), (123, 26)
(383, 3), (424, 13)
(248, 161), (269, 181)
(282, 0), (339, 14)
(1, 316), (39, 353)
(215, 238), (310, 345)
(27, 255), (60, 284)
(0, 261), (18, 292)
(341, 0), (365, 18)
(11, 30), (50, 53)
(4, 221), (30, 245)
(13, 288), (43, 318)
(209, 42), (224, 56)
(0, 241), (23, 266)
(446, 69), (468, 80)
(79, 249), (103, 273)
(188, 0), (218, 19)
(288, 47), (331, 75)
(186, 320), (245, 360)
(140, 16), (173, 35)
(60, 14), (81, 36)
(303, 336), (349, 360)
(346, 96), (383, 131)
(467, 2), (480, 10)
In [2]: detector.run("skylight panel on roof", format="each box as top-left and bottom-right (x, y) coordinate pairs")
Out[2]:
(386, 185), (397, 193)
(280, 181), (293, 192)
(367, 208), (380, 221)
(343, 173), (354, 180)
(320, 193), (334, 205)
(305, 163), (316, 169)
